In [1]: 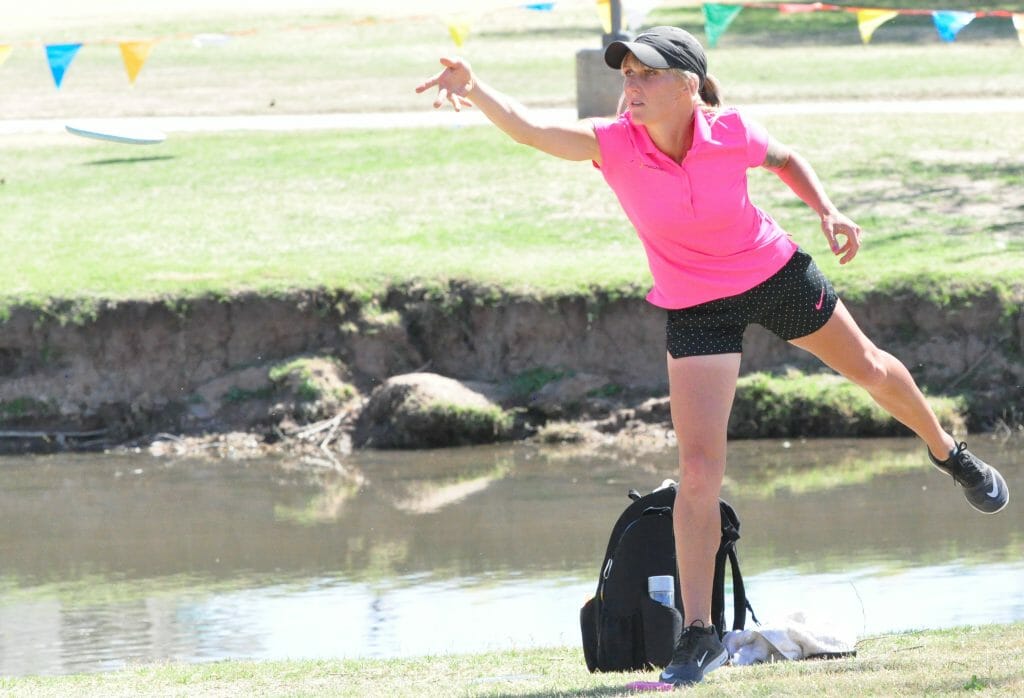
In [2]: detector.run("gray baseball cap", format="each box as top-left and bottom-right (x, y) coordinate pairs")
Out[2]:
(604, 26), (707, 78)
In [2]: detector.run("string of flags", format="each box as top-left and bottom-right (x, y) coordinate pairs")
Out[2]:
(701, 3), (1024, 48)
(3, 34), (216, 90)
(445, 1), (660, 47)
(2, 1), (1019, 90)
(1, 2), (577, 89)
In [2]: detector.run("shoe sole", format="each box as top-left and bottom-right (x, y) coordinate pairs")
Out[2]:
(660, 647), (728, 685)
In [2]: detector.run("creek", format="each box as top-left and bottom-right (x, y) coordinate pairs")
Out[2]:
(0, 436), (1021, 676)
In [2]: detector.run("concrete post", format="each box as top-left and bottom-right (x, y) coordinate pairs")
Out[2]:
(575, 0), (631, 118)
(575, 49), (622, 118)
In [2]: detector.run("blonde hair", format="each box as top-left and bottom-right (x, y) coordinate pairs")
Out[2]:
(669, 68), (721, 108)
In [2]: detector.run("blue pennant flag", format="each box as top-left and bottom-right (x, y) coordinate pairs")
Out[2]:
(932, 11), (975, 42)
(523, 2), (555, 9)
(45, 43), (83, 88)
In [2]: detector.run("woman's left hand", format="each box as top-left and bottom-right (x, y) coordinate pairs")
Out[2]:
(821, 211), (862, 265)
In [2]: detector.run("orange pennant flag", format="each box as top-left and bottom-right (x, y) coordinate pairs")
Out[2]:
(857, 9), (899, 44)
(119, 40), (156, 84)
(0, 45), (11, 68)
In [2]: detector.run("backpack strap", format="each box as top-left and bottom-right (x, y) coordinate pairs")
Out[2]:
(711, 550), (726, 634)
(728, 547), (759, 629)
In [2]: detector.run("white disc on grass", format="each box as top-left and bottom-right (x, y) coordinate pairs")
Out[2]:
(65, 120), (167, 145)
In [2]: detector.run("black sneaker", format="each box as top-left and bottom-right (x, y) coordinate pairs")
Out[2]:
(659, 621), (728, 686)
(930, 442), (1009, 514)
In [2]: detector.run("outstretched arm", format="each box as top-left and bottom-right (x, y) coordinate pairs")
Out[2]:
(416, 57), (601, 164)
(762, 138), (862, 265)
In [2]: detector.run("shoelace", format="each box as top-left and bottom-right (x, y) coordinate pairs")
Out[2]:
(945, 442), (986, 488)
(670, 622), (715, 664)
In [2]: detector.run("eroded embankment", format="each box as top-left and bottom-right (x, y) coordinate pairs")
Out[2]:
(0, 282), (1021, 453)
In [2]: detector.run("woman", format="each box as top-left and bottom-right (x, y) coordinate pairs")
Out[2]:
(416, 25), (1008, 686)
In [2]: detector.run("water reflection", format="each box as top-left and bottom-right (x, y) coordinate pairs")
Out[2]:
(0, 437), (1020, 676)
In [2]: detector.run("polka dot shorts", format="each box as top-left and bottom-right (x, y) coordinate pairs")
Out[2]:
(665, 248), (839, 358)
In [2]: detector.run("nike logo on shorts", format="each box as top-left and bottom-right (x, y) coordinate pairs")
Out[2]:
(815, 287), (825, 311)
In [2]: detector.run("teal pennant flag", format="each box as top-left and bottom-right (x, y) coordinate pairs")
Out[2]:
(703, 4), (743, 48)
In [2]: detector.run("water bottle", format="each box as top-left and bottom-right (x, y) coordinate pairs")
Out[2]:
(647, 575), (674, 607)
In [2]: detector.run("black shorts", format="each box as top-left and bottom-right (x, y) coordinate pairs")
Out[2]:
(665, 249), (838, 358)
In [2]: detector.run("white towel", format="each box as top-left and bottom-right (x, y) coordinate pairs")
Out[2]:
(723, 611), (857, 665)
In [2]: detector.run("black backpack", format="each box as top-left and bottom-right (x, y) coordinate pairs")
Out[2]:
(580, 482), (756, 672)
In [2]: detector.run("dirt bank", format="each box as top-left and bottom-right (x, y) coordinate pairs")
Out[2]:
(0, 282), (1021, 455)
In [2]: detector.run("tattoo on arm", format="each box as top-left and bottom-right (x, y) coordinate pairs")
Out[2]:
(762, 139), (790, 171)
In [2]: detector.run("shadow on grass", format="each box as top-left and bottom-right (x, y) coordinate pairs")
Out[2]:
(83, 156), (175, 166)
(841, 159), (1023, 185)
(834, 159), (1024, 237)
(488, 688), (636, 698)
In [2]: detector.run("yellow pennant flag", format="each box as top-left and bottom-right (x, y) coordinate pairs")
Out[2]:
(857, 9), (899, 44)
(447, 17), (471, 47)
(0, 45), (11, 68)
(1013, 14), (1024, 47)
(119, 40), (156, 84)
(596, 0), (612, 34)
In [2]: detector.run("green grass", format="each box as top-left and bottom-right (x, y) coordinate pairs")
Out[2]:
(3, 108), (1022, 310)
(1, 623), (1021, 697)
(1, 1), (1021, 310)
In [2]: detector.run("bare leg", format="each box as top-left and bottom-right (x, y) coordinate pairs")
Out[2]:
(789, 300), (956, 459)
(667, 351), (742, 626)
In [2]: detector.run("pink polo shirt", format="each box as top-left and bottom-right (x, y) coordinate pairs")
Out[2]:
(593, 107), (797, 309)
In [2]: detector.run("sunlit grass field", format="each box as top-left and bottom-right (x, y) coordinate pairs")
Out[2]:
(1, 0), (1021, 310)
(3, 109), (1021, 308)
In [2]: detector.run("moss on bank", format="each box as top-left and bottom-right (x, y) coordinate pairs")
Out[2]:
(730, 370), (967, 439)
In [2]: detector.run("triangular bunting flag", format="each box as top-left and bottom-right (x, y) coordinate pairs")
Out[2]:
(119, 40), (156, 84)
(624, 0), (659, 31)
(856, 10), (898, 44)
(932, 11), (975, 43)
(44, 43), (83, 89)
(596, 0), (612, 34)
(1012, 13), (1024, 46)
(447, 18), (471, 47)
(703, 4), (744, 48)
(0, 45), (12, 68)
(779, 2), (822, 13)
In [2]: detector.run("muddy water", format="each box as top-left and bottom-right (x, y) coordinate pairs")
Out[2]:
(0, 436), (1021, 676)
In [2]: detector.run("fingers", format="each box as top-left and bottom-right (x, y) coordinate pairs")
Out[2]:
(414, 76), (438, 94)
(434, 88), (449, 110)
(418, 57), (474, 110)
(833, 224), (862, 265)
(414, 66), (447, 94)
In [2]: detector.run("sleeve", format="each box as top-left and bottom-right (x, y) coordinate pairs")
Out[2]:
(738, 111), (770, 168)
(591, 116), (623, 171)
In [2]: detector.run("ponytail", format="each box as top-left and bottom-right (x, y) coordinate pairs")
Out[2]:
(699, 73), (722, 107)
